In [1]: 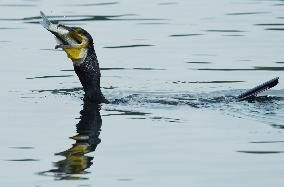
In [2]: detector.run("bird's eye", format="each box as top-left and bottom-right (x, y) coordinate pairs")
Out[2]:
(57, 24), (63, 29)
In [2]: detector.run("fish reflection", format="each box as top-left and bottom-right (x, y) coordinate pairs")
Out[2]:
(39, 97), (102, 180)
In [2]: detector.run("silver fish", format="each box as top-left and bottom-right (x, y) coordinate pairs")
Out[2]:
(40, 11), (79, 48)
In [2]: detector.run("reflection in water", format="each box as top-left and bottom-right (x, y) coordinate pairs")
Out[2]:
(237, 150), (284, 154)
(39, 97), (102, 180)
(104, 44), (154, 48)
(0, 14), (166, 24)
(169, 33), (203, 37)
(265, 28), (284, 31)
(196, 66), (284, 71)
(206, 29), (246, 32)
(62, 2), (119, 7)
(26, 75), (73, 80)
(226, 12), (269, 16)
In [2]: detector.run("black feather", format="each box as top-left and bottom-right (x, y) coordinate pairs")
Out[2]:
(237, 77), (279, 101)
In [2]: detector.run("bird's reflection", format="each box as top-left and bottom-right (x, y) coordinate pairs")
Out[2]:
(39, 97), (102, 180)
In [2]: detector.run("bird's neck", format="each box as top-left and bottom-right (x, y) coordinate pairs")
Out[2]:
(73, 47), (107, 103)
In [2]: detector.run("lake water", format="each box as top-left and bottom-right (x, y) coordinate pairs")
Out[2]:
(0, 0), (284, 186)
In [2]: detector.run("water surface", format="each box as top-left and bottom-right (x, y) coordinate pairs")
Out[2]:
(0, 0), (284, 187)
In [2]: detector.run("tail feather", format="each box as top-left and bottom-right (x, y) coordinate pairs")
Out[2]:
(237, 77), (279, 101)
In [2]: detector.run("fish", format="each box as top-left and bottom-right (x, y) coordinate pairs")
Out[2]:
(40, 11), (91, 64)
(40, 11), (80, 49)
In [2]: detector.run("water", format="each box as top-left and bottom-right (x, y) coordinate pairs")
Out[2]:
(1, 0), (284, 186)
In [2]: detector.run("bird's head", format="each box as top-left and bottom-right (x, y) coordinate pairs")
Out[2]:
(53, 25), (94, 64)
(40, 11), (94, 64)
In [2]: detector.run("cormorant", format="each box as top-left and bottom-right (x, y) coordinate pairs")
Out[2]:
(40, 11), (279, 102)
(40, 11), (107, 103)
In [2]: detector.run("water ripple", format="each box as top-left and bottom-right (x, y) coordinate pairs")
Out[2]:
(104, 44), (154, 48)
(226, 12), (269, 16)
(31, 87), (284, 127)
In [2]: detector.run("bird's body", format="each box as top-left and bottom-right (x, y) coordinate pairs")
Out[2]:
(40, 11), (107, 103)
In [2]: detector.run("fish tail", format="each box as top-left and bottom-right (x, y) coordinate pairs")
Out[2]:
(40, 11), (51, 30)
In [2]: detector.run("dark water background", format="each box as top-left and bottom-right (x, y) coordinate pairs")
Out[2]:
(0, 0), (284, 186)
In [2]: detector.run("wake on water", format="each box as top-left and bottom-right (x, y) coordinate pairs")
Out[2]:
(31, 87), (284, 128)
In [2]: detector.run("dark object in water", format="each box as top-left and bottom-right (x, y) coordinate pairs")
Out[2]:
(237, 77), (279, 101)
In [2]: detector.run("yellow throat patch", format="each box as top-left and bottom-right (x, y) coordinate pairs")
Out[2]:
(64, 44), (84, 60)
(63, 31), (88, 60)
